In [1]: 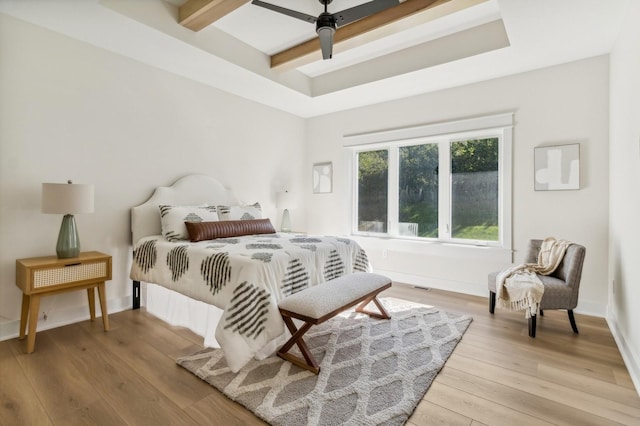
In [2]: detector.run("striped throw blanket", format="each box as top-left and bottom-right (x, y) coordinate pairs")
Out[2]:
(496, 237), (572, 318)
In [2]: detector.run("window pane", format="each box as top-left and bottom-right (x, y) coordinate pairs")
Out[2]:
(358, 150), (388, 233)
(450, 138), (499, 241)
(399, 144), (439, 237)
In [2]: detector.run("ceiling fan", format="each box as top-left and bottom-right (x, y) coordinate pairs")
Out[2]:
(252, 0), (400, 60)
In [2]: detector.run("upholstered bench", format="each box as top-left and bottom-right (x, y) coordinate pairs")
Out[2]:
(277, 272), (392, 374)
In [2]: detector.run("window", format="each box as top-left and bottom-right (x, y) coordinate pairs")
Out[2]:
(348, 114), (512, 247)
(357, 150), (388, 233)
(450, 138), (499, 241)
(399, 143), (439, 237)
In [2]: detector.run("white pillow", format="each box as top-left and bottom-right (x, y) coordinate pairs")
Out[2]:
(217, 202), (262, 221)
(159, 205), (219, 241)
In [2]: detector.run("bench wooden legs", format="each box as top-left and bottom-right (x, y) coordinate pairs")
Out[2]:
(355, 295), (391, 320)
(277, 295), (390, 374)
(278, 318), (320, 374)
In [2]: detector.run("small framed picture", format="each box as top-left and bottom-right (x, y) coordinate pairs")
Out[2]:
(534, 143), (580, 191)
(312, 162), (332, 194)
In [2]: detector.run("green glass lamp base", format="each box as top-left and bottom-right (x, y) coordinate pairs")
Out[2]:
(56, 214), (80, 259)
(281, 209), (291, 233)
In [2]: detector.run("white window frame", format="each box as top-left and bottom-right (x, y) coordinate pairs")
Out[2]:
(345, 113), (513, 250)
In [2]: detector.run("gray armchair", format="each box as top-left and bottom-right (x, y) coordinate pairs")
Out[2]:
(488, 239), (586, 337)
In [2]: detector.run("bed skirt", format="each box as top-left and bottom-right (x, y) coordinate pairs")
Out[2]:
(144, 283), (285, 359)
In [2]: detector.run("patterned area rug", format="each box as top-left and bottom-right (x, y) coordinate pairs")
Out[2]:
(176, 298), (472, 426)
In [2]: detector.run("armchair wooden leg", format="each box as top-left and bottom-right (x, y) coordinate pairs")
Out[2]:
(568, 310), (579, 334)
(539, 309), (544, 316)
(528, 314), (536, 338)
(489, 291), (496, 314)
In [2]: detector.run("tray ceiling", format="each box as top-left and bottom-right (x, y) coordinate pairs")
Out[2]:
(0, 0), (629, 117)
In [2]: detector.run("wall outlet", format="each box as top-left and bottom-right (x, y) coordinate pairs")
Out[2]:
(382, 249), (388, 258)
(41, 312), (48, 321)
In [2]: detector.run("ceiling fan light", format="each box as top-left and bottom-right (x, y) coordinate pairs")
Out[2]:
(316, 11), (336, 60)
(316, 25), (335, 60)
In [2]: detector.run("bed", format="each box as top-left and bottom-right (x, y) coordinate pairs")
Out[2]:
(129, 175), (371, 372)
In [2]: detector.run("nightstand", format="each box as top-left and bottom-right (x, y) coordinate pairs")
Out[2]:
(15, 251), (112, 353)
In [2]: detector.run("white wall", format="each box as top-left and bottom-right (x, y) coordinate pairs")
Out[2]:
(0, 10), (617, 345)
(609, 0), (640, 393)
(306, 56), (610, 316)
(0, 15), (306, 338)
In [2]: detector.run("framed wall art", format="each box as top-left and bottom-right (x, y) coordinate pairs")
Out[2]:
(312, 162), (332, 194)
(534, 143), (580, 191)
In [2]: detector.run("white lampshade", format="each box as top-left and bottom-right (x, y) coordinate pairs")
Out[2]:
(42, 182), (94, 214)
(276, 191), (296, 209)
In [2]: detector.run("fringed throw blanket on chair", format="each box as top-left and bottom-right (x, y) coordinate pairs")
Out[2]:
(496, 237), (572, 318)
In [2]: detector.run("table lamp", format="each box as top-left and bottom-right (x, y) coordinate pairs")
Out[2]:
(42, 180), (94, 259)
(275, 191), (296, 233)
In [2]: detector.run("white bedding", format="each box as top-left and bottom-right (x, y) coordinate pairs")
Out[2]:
(130, 232), (370, 372)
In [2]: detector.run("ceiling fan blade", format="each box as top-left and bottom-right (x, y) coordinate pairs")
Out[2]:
(251, 0), (317, 24)
(333, 0), (400, 27)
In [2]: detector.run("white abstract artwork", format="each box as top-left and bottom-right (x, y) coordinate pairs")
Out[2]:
(312, 162), (332, 193)
(534, 144), (580, 191)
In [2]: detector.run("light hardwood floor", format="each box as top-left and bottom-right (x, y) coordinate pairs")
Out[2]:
(1, 283), (639, 425)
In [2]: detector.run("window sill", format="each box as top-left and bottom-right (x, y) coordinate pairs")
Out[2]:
(350, 234), (513, 263)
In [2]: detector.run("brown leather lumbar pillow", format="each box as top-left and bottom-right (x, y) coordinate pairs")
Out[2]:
(185, 218), (276, 242)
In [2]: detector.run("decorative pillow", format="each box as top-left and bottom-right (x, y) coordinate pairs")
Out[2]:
(185, 219), (276, 242)
(159, 205), (218, 241)
(217, 202), (262, 221)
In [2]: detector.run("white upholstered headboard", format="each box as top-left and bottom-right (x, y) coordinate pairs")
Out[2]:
(131, 175), (238, 244)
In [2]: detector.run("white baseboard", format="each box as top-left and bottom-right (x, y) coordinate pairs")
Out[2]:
(0, 296), (131, 342)
(375, 269), (488, 298)
(575, 299), (607, 318)
(0, 320), (19, 342)
(376, 269), (606, 317)
(607, 313), (640, 396)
